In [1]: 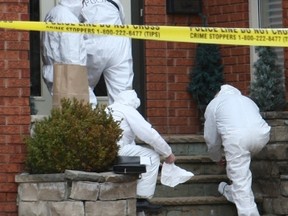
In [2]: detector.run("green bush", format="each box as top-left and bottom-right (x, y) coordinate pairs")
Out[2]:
(188, 43), (224, 115)
(250, 46), (286, 111)
(25, 98), (122, 174)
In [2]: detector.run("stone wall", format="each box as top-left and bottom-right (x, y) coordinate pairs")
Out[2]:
(15, 170), (138, 216)
(253, 112), (288, 215)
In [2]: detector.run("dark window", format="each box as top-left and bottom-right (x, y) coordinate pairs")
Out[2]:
(94, 74), (107, 96)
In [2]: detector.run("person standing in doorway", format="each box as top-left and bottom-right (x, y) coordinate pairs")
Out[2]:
(82, 0), (134, 105)
(41, 0), (97, 108)
(204, 84), (271, 216)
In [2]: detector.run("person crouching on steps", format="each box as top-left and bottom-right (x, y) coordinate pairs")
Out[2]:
(107, 90), (176, 214)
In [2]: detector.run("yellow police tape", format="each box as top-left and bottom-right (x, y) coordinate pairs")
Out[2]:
(1, 20), (288, 47)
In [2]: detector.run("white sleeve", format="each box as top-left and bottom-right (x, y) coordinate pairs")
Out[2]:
(204, 104), (223, 162)
(125, 108), (172, 157)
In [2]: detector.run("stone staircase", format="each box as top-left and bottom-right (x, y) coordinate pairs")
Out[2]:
(136, 112), (288, 216)
(138, 134), (279, 216)
(143, 135), (239, 216)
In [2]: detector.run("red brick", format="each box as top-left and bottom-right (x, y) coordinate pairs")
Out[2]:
(146, 57), (168, 66)
(5, 135), (25, 144)
(167, 66), (188, 74)
(0, 202), (17, 212)
(5, 78), (29, 87)
(147, 91), (169, 100)
(6, 116), (30, 125)
(175, 92), (191, 100)
(1, 126), (21, 135)
(19, 51), (28, 60)
(1, 32), (20, 41)
(4, 51), (20, 60)
(168, 117), (189, 126)
(0, 13), (18, 20)
(6, 192), (17, 202)
(6, 3), (28, 13)
(20, 88), (30, 97)
(146, 74), (167, 82)
(168, 83), (188, 91)
(147, 83), (167, 91)
(0, 164), (22, 173)
(0, 89), (20, 97)
(146, 49), (167, 57)
(0, 117), (5, 125)
(146, 66), (167, 74)
(9, 154), (26, 163)
(5, 41), (29, 51)
(145, 0), (165, 6)
(0, 70), (21, 78)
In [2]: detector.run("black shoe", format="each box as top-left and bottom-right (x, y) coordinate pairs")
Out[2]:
(136, 198), (162, 213)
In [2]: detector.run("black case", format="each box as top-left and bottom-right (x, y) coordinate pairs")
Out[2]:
(113, 156), (147, 174)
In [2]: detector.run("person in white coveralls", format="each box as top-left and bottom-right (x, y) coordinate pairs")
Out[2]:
(41, 0), (97, 107)
(204, 84), (271, 216)
(107, 90), (176, 213)
(82, 0), (134, 105)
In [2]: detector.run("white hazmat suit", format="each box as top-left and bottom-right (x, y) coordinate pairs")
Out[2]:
(82, 0), (134, 105)
(107, 90), (173, 198)
(204, 84), (271, 216)
(41, 0), (97, 107)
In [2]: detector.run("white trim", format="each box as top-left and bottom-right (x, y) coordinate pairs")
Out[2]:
(249, 0), (259, 81)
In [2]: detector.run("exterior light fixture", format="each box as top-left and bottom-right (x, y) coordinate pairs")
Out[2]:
(166, 0), (202, 15)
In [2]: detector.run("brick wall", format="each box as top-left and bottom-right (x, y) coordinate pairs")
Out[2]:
(0, 1), (30, 215)
(144, 0), (202, 134)
(283, 1), (288, 98)
(207, 0), (250, 95)
(144, 0), (252, 134)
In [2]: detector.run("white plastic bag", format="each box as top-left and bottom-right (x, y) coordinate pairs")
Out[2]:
(160, 162), (194, 187)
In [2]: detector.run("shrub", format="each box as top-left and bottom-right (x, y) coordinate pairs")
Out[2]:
(24, 98), (122, 174)
(188, 43), (224, 115)
(250, 46), (286, 111)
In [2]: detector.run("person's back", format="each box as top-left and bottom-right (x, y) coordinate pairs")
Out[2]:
(82, 0), (124, 26)
(213, 88), (269, 134)
(204, 84), (271, 216)
(82, 0), (134, 105)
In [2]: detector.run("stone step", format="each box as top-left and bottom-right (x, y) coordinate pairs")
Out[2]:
(137, 134), (208, 156)
(145, 196), (238, 216)
(161, 155), (226, 175)
(145, 196), (264, 216)
(169, 143), (207, 156)
(154, 175), (229, 197)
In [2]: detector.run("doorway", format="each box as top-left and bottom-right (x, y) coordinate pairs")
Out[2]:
(29, 0), (145, 115)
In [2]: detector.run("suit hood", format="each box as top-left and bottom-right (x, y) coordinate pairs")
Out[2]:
(59, 0), (83, 17)
(217, 84), (241, 97)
